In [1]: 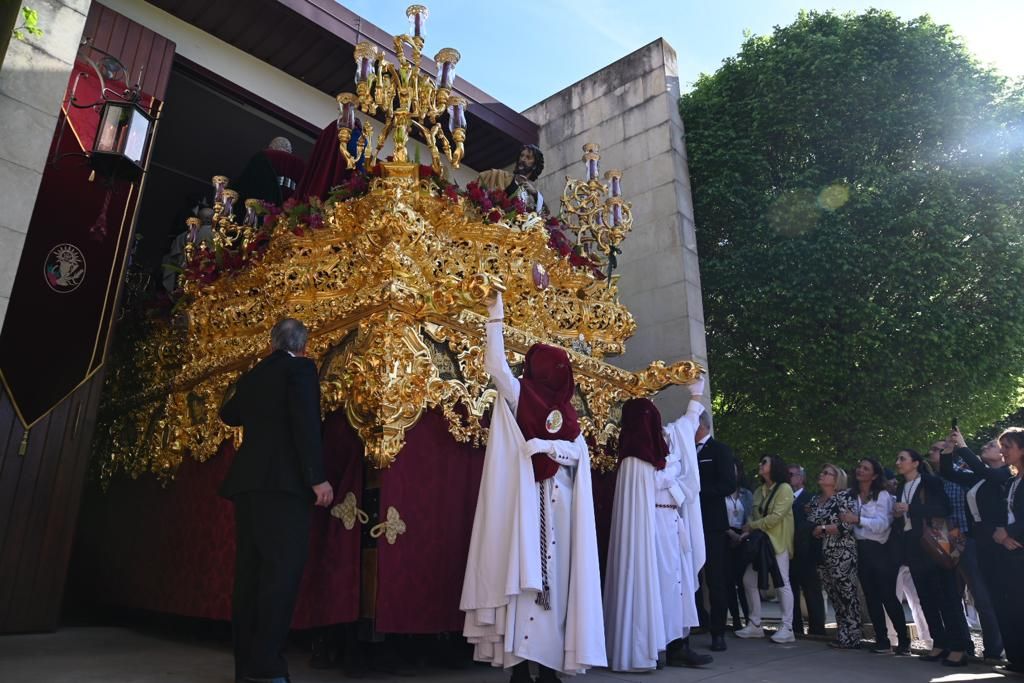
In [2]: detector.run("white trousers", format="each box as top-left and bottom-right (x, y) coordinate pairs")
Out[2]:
(885, 564), (932, 649)
(743, 550), (794, 629)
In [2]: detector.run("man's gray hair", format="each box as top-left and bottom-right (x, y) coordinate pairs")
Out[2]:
(789, 464), (805, 476)
(270, 317), (308, 354)
(268, 136), (292, 153)
(698, 409), (712, 430)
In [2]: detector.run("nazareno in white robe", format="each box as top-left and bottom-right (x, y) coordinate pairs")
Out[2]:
(603, 399), (706, 672)
(460, 320), (606, 674)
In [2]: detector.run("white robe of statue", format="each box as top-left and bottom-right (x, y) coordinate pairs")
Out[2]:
(604, 399), (706, 672)
(460, 314), (606, 675)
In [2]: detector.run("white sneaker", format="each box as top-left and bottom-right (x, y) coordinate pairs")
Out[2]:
(771, 626), (796, 643)
(735, 623), (765, 639)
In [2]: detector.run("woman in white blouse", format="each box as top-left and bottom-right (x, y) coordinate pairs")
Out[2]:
(841, 458), (910, 654)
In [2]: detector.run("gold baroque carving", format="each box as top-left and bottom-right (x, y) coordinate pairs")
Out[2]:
(97, 174), (702, 482)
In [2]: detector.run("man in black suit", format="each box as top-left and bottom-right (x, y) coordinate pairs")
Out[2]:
(220, 317), (334, 683)
(695, 410), (737, 652)
(787, 464), (826, 636)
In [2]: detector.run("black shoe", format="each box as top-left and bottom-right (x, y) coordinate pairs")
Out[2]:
(536, 665), (561, 683)
(310, 631), (335, 670)
(667, 644), (713, 667)
(942, 656), (968, 668)
(894, 644), (912, 656)
(996, 663), (1024, 677)
(920, 649), (949, 662)
(710, 634), (727, 652)
(509, 661), (533, 683)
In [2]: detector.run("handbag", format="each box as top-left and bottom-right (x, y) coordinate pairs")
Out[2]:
(917, 485), (966, 570)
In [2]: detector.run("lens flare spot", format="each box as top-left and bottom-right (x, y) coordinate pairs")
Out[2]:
(767, 188), (819, 236)
(817, 183), (850, 211)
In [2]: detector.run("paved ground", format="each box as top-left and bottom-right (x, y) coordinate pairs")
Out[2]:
(0, 624), (1014, 683)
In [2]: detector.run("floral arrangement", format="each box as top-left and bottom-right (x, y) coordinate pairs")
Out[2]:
(177, 165), (602, 288)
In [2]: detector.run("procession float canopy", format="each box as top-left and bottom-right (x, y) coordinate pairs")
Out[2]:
(95, 5), (702, 483)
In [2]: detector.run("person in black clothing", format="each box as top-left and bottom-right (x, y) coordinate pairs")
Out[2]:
(841, 458), (910, 655)
(220, 317), (335, 683)
(893, 448), (971, 667)
(992, 427), (1024, 674)
(940, 428), (1007, 661)
(788, 463), (826, 637)
(695, 410), (738, 652)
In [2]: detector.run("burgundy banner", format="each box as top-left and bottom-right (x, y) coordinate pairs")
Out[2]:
(0, 55), (162, 427)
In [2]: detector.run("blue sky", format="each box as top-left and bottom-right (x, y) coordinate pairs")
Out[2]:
(337, 1), (1024, 111)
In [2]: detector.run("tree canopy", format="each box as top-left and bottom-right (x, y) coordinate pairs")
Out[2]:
(679, 10), (1024, 469)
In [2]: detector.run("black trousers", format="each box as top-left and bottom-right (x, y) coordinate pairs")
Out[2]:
(906, 542), (971, 653)
(991, 546), (1024, 667)
(857, 539), (908, 648)
(232, 491), (312, 680)
(790, 546), (825, 635)
(703, 529), (729, 636)
(726, 530), (749, 625)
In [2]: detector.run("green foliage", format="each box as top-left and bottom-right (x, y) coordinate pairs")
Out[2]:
(13, 7), (43, 42)
(679, 10), (1024, 471)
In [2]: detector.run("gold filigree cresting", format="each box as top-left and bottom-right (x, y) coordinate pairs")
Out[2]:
(96, 169), (702, 482)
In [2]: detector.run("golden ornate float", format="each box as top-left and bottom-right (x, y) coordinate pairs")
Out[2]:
(93, 6), (702, 484)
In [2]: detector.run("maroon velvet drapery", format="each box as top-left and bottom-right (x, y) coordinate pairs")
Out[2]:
(72, 411), (364, 628)
(374, 409), (485, 633)
(591, 467), (618, 584)
(293, 121), (348, 202)
(291, 410), (363, 626)
(72, 441), (237, 620)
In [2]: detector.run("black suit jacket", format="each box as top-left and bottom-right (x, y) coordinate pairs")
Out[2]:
(792, 488), (817, 559)
(1005, 475), (1024, 544)
(697, 437), (738, 533)
(894, 472), (949, 545)
(941, 447), (1011, 539)
(219, 350), (326, 500)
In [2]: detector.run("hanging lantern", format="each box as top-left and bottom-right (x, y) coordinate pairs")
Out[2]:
(91, 100), (154, 181)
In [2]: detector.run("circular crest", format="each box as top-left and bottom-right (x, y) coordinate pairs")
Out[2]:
(43, 243), (86, 293)
(545, 409), (563, 434)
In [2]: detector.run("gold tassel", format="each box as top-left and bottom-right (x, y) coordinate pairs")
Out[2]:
(18, 428), (29, 456)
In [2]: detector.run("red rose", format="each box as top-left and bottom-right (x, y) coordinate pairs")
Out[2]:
(487, 209), (504, 223)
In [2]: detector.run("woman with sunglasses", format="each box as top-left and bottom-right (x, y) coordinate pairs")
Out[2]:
(735, 454), (795, 643)
(840, 458), (910, 654)
(893, 448), (970, 667)
(807, 464), (861, 649)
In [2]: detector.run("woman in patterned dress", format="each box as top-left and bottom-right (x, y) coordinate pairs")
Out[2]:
(807, 463), (862, 649)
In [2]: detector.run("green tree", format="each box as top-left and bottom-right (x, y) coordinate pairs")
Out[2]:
(679, 10), (1024, 470)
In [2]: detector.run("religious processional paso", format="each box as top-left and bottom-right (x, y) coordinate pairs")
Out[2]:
(94, 4), (702, 485)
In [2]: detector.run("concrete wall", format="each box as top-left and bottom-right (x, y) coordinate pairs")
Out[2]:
(522, 38), (708, 420)
(0, 0), (91, 330)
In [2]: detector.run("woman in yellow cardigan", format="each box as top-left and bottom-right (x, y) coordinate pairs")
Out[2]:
(736, 454), (796, 643)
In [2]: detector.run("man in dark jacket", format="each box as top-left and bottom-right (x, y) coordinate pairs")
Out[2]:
(695, 410), (737, 652)
(220, 317), (334, 683)
(788, 463), (826, 636)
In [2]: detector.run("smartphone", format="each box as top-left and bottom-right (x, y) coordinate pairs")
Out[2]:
(952, 417), (959, 431)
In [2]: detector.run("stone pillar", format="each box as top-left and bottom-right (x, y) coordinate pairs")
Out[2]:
(0, 0), (89, 329)
(522, 38), (707, 419)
